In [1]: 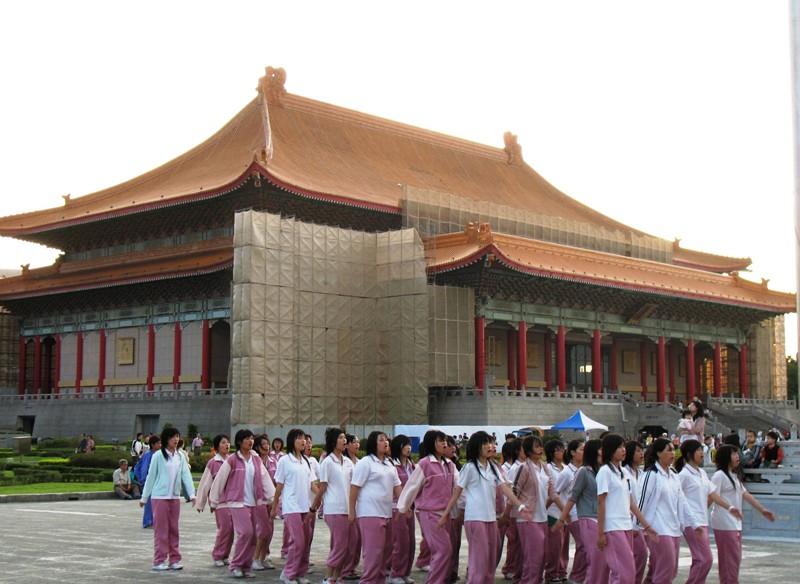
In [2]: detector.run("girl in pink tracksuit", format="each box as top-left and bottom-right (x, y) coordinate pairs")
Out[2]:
(595, 434), (657, 584)
(440, 431), (529, 584)
(307, 427), (354, 584)
(397, 429), (457, 584)
(503, 435), (563, 584)
(194, 434), (234, 567)
(677, 439), (742, 584)
(210, 429), (275, 578)
(710, 444), (776, 584)
(635, 438), (701, 584)
(349, 431), (403, 584)
(272, 428), (318, 584)
(389, 435), (416, 584)
(253, 434), (277, 571)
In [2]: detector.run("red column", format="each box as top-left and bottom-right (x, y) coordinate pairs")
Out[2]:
(147, 325), (156, 392)
(668, 344), (676, 402)
(75, 332), (83, 394)
(610, 339), (618, 391)
(506, 329), (516, 391)
(739, 344), (748, 398)
(475, 317), (485, 391)
(517, 322), (527, 392)
(544, 330), (553, 391)
(657, 336), (666, 402)
(97, 329), (108, 393)
(640, 340), (648, 401)
(54, 334), (61, 396)
(43, 340), (53, 393)
(33, 336), (41, 395)
(556, 326), (566, 392)
(98, 330), (106, 395)
(174, 322), (182, 390)
(201, 319), (211, 390)
(713, 342), (722, 397)
(592, 330), (602, 393)
(686, 339), (696, 401)
(18, 337), (26, 395)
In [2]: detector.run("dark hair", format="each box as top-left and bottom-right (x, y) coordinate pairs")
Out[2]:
(766, 430), (780, 441)
(601, 433), (626, 471)
(501, 440), (517, 464)
(722, 433), (741, 448)
(465, 431), (500, 480)
(420, 429), (446, 459)
(623, 440), (643, 470)
(714, 444), (740, 489)
(521, 435), (543, 457)
(345, 434), (359, 445)
(255, 434), (270, 452)
(325, 427), (345, 454)
(391, 434), (411, 462)
(582, 439), (602, 475)
(643, 438), (672, 471)
(160, 427), (181, 459)
(234, 429), (254, 451)
(285, 428), (306, 456)
(691, 398), (705, 419)
(365, 430), (388, 457)
(675, 439), (703, 473)
(149, 435), (161, 448)
(271, 437), (284, 452)
(544, 439), (565, 462)
(212, 434), (230, 451)
(565, 439), (583, 465)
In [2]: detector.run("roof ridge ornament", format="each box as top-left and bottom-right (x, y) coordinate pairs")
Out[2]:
(258, 66), (286, 106)
(503, 131), (523, 166)
(255, 66), (286, 167)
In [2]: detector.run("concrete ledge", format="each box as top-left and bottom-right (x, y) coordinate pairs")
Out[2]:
(0, 491), (117, 504)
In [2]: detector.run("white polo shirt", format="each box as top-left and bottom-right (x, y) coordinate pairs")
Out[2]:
(710, 470), (744, 531)
(596, 463), (633, 533)
(678, 464), (714, 527)
(351, 454), (401, 518)
(274, 453), (314, 514)
(555, 463), (579, 522)
(318, 453), (354, 515)
(458, 460), (507, 522)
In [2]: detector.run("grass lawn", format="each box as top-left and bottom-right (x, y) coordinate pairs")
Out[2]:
(0, 482), (115, 495)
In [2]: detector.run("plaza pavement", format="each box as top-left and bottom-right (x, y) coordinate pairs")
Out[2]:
(0, 496), (794, 583)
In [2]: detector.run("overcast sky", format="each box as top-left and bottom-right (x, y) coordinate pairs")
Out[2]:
(0, 1), (796, 355)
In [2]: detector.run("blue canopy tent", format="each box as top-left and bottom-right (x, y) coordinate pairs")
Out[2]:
(550, 410), (608, 432)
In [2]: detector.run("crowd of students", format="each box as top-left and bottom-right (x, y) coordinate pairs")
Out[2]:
(135, 424), (778, 584)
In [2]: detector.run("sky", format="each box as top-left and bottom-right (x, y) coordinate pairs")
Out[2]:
(0, 1), (797, 355)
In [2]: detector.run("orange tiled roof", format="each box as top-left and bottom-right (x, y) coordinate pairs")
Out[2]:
(426, 224), (795, 313)
(0, 238), (233, 300)
(0, 67), (749, 273)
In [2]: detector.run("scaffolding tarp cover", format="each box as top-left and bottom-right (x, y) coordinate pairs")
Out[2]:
(231, 211), (428, 427)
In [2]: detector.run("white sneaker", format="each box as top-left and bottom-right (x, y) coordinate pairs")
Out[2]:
(215, 560), (226, 567)
(298, 578), (310, 584)
(419, 566), (430, 573)
(152, 563), (169, 571)
(252, 560), (266, 571)
(281, 571), (299, 584)
(390, 578), (407, 584)
(404, 577), (416, 584)
(169, 563), (183, 570)
(264, 558), (276, 569)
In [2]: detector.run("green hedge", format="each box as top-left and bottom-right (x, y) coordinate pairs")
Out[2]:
(69, 451), (124, 469)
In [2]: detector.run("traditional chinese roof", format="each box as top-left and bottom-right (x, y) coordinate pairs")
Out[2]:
(426, 223), (795, 314)
(0, 237), (233, 300)
(0, 67), (747, 274)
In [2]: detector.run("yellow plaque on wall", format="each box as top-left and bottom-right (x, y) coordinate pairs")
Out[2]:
(117, 337), (135, 365)
(526, 343), (540, 368)
(622, 350), (637, 374)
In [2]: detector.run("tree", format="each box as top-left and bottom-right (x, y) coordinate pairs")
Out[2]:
(787, 356), (798, 404)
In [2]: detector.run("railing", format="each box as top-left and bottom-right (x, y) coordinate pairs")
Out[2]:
(0, 386), (231, 403)
(709, 396), (797, 409)
(432, 385), (628, 402)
